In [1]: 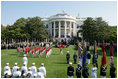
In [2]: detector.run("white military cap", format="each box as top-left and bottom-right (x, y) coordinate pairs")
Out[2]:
(67, 51), (69, 53)
(28, 67), (31, 70)
(15, 62), (17, 65)
(32, 63), (35, 65)
(6, 63), (9, 65)
(23, 62), (26, 65)
(88, 51), (90, 53)
(69, 62), (72, 65)
(41, 63), (44, 66)
(24, 54), (26, 57)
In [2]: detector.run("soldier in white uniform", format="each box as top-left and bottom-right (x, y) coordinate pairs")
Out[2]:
(4, 68), (12, 78)
(12, 63), (19, 73)
(91, 64), (98, 78)
(22, 54), (28, 66)
(21, 63), (27, 77)
(37, 68), (44, 78)
(4, 63), (11, 72)
(39, 63), (46, 77)
(30, 63), (37, 74)
(13, 67), (21, 78)
(26, 67), (32, 78)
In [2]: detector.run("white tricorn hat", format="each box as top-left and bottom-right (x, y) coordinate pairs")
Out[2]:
(15, 62), (18, 65)
(69, 62), (72, 65)
(6, 63), (9, 65)
(32, 63), (35, 65)
(41, 63), (44, 66)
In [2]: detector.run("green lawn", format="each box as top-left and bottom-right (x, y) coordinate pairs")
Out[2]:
(1, 45), (117, 78)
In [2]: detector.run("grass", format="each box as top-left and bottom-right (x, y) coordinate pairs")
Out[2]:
(1, 45), (117, 78)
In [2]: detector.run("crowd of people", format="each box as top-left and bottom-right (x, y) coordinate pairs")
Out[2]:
(2, 40), (116, 78)
(66, 41), (116, 78)
(3, 54), (46, 78)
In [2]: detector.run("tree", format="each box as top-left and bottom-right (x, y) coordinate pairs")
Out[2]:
(25, 16), (48, 41)
(109, 26), (117, 43)
(1, 16), (49, 43)
(79, 17), (112, 42)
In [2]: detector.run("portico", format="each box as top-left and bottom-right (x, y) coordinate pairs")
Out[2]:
(41, 12), (86, 40)
(50, 21), (76, 39)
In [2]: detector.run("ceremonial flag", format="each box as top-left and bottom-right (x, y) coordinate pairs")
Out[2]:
(78, 41), (80, 56)
(82, 47), (87, 66)
(92, 41), (97, 64)
(109, 41), (114, 65)
(109, 41), (114, 56)
(101, 41), (107, 66)
(78, 41), (83, 56)
(82, 41), (87, 66)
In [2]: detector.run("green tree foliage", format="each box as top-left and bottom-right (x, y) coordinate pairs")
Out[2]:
(109, 26), (117, 43)
(1, 17), (48, 42)
(25, 17), (48, 40)
(79, 17), (114, 42)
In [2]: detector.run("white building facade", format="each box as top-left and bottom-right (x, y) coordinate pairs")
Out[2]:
(41, 12), (86, 40)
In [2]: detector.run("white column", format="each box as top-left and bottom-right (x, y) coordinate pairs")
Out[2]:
(48, 23), (50, 36)
(70, 22), (72, 37)
(50, 22), (52, 36)
(58, 21), (61, 38)
(73, 22), (75, 36)
(54, 21), (55, 38)
(64, 21), (67, 38)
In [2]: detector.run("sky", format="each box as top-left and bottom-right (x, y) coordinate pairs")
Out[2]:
(1, 1), (117, 26)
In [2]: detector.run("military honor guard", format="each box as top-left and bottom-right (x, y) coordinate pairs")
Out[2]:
(82, 63), (89, 78)
(67, 62), (74, 78)
(37, 68), (44, 78)
(4, 67), (12, 78)
(30, 63), (37, 75)
(21, 63), (28, 77)
(110, 63), (116, 78)
(17, 47), (20, 54)
(26, 67), (32, 78)
(12, 63), (19, 74)
(66, 51), (70, 64)
(4, 63), (11, 72)
(76, 63), (82, 78)
(39, 63), (46, 78)
(73, 52), (77, 64)
(60, 47), (63, 55)
(13, 67), (21, 78)
(100, 65), (107, 78)
(91, 64), (98, 78)
(87, 51), (91, 64)
(22, 54), (28, 66)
